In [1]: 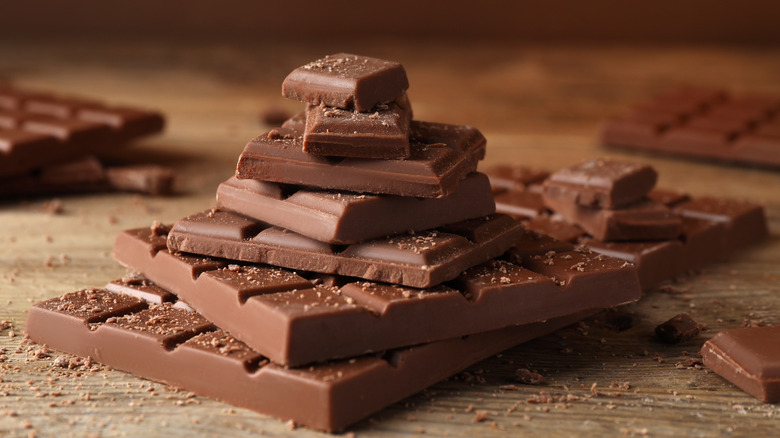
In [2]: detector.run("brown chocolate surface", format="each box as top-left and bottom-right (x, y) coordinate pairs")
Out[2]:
(601, 86), (780, 168)
(235, 120), (486, 198)
(655, 313), (701, 344)
(215, 172), (495, 244)
(0, 86), (164, 178)
(166, 210), (523, 288)
(486, 164), (768, 290)
(701, 325), (780, 402)
(281, 53), (409, 112)
(303, 94), (412, 158)
(114, 225), (641, 366)
(26, 279), (592, 431)
(542, 159), (658, 208)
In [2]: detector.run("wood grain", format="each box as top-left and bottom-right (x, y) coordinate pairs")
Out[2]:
(1, 39), (778, 437)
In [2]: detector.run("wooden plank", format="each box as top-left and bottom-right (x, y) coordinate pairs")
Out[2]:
(0, 40), (778, 436)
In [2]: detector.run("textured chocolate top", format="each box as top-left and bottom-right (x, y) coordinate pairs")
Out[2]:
(166, 209), (523, 288)
(215, 172), (495, 244)
(236, 120), (486, 198)
(282, 53), (409, 112)
(115, 225), (641, 366)
(543, 159), (658, 208)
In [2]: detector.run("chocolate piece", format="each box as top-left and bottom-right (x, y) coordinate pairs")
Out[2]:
(235, 120), (486, 198)
(674, 197), (769, 251)
(701, 326), (780, 402)
(27, 282), (591, 432)
(485, 164), (549, 193)
(655, 313), (701, 344)
(542, 159), (658, 208)
(282, 53), (409, 112)
(0, 86), (164, 178)
(114, 226), (641, 366)
(105, 165), (176, 196)
(303, 94), (412, 158)
(585, 240), (684, 290)
(215, 172), (495, 244)
(493, 190), (547, 219)
(542, 196), (683, 242)
(523, 215), (586, 243)
(602, 86), (780, 168)
(166, 210), (523, 288)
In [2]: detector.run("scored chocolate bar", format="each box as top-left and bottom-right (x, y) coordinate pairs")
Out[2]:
(235, 120), (486, 198)
(26, 283), (591, 432)
(486, 164), (768, 290)
(303, 94), (412, 159)
(166, 210), (523, 288)
(215, 172), (495, 244)
(701, 326), (780, 403)
(0, 86), (164, 177)
(282, 53), (409, 112)
(114, 225), (641, 366)
(601, 86), (780, 168)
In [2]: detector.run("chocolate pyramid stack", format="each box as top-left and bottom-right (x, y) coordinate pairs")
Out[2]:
(26, 55), (643, 432)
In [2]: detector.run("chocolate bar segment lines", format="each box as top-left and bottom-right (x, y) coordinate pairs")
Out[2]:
(166, 210), (523, 288)
(114, 226), (641, 366)
(235, 120), (486, 198)
(215, 172), (495, 244)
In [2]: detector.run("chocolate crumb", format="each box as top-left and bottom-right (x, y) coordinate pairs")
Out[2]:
(515, 368), (545, 385)
(655, 313), (701, 344)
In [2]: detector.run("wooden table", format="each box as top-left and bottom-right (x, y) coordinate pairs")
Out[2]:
(1, 39), (778, 437)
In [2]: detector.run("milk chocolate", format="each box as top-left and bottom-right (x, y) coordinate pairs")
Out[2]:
(215, 172), (495, 244)
(542, 159), (658, 208)
(114, 225), (641, 366)
(303, 95), (412, 158)
(282, 53), (409, 112)
(701, 325), (780, 402)
(165, 209), (522, 288)
(0, 86), (164, 178)
(235, 120), (486, 198)
(601, 86), (780, 168)
(655, 313), (701, 344)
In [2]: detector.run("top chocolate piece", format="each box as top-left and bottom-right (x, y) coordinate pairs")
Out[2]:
(543, 159), (658, 208)
(282, 54), (409, 112)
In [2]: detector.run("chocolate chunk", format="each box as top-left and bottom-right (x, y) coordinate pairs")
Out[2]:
(282, 53), (409, 112)
(303, 94), (412, 158)
(166, 210), (524, 288)
(114, 225), (641, 366)
(701, 325), (780, 402)
(602, 86), (780, 168)
(215, 172), (495, 244)
(542, 159), (658, 208)
(236, 120), (486, 198)
(541, 196), (683, 242)
(655, 313), (701, 344)
(105, 164), (176, 195)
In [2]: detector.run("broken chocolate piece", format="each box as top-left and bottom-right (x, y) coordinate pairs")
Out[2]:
(655, 313), (701, 344)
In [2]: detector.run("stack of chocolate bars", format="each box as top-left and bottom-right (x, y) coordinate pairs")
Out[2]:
(0, 85), (171, 196)
(489, 159), (769, 290)
(26, 55), (644, 432)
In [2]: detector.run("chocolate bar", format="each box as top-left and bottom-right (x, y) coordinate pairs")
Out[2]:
(303, 94), (412, 158)
(0, 86), (164, 178)
(486, 164), (768, 290)
(541, 196), (683, 241)
(114, 225), (641, 366)
(282, 53), (409, 112)
(601, 86), (780, 168)
(0, 156), (176, 197)
(542, 159), (657, 208)
(166, 210), (523, 288)
(215, 172), (495, 244)
(701, 325), (780, 402)
(235, 120), (486, 198)
(26, 283), (591, 432)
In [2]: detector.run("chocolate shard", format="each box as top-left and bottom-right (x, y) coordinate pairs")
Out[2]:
(216, 172), (496, 244)
(303, 94), (412, 159)
(235, 120), (486, 198)
(655, 313), (702, 344)
(166, 210), (524, 288)
(282, 53), (409, 112)
(701, 325), (780, 402)
(114, 225), (641, 366)
(542, 159), (658, 209)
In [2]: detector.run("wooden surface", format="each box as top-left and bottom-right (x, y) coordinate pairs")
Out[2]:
(1, 39), (779, 437)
